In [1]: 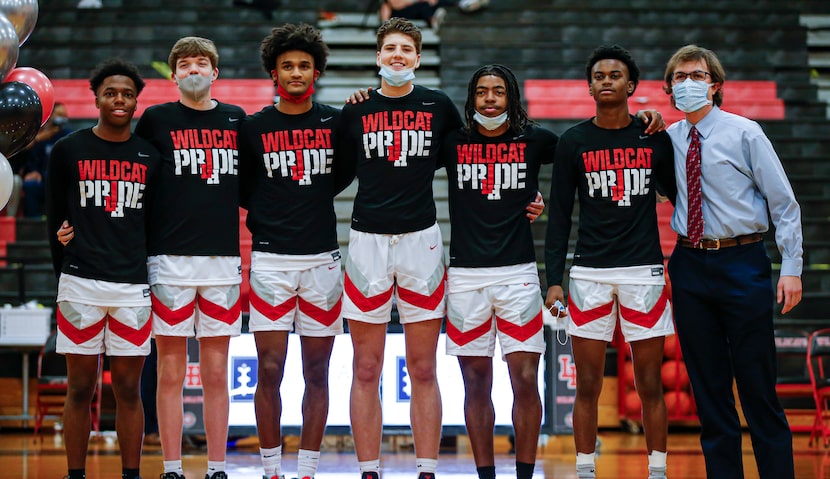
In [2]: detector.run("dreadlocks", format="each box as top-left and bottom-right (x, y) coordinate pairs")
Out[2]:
(464, 64), (531, 136)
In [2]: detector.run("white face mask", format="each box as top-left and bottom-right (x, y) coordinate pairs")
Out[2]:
(474, 111), (508, 131)
(379, 65), (415, 87)
(672, 78), (712, 113)
(177, 74), (212, 101)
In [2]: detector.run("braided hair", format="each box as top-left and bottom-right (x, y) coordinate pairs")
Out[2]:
(464, 64), (530, 136)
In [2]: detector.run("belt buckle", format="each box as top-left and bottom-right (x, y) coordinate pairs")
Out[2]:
(699, 238), (721, 251)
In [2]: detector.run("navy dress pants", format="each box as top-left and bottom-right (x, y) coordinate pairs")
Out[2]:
(668, 241), (794, 479)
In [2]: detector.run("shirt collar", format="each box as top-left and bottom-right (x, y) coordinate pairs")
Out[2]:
(683, 105), (721, 140)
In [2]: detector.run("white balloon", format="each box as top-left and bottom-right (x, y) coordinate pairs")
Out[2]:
(0, 0), (38, 46)
(0, 13), (19, 80)
(0, 152), (12, 210)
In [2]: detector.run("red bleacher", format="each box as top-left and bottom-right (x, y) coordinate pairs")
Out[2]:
(239, 208), (251, 314)
(0, 216), (15, 267)
(53, 79), (275, 119)
(525, 79), (785, 123)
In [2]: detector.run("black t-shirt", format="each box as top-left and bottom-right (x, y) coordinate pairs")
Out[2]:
(46, 128), (161, 283)
(545, 116), (677, 286)
(442, 124), (558, 267)
(135, 101), (245, 256)
(335, 86), (464, 234)
(238, 103), (341, 254)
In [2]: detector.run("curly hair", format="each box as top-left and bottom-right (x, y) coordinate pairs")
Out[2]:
(260, 23), (329, 75)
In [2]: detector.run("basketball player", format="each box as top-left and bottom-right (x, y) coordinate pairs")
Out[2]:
(47, 58), (160, 479)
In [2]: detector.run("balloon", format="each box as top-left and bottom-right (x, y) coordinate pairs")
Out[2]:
(0, 80), (41, 158)
(0, 151), (12, 211)
(0, 0), (37, 46)
(5, 67), (53, 124)
(0, 13), (19, 80)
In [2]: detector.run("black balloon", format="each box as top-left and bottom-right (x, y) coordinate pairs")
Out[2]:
(0, 80), (41, 158)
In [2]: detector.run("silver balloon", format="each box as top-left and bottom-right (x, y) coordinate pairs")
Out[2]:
(0, 13), (18, 80)
(0, 0), (37, 46)
(0, 152), (13, 211)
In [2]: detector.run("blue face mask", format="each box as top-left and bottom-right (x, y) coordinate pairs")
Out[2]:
(474, 111), (508, 131)
(672, 78), (712, 113)
(379, 65), (415, 87)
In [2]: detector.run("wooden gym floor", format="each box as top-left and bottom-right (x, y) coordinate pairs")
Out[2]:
(1, 428), (829, 478)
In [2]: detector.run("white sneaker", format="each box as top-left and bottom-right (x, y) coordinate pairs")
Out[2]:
(576, 464), (596, 479)
(458, 0), (489, 13)
(77, 0), (102, 8)
(648, 465), (667, 479)
(431, 7), (447, 33)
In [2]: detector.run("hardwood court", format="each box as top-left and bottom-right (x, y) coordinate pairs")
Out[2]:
(2, 429), (829, 479)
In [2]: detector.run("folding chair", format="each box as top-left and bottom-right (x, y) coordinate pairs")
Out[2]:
(33, 331), (102, 435)
(807, 327), (830, 447)
(773, 328), (814, 433)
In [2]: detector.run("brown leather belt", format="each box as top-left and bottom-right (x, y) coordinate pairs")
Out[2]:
(677, 233), (764, 250)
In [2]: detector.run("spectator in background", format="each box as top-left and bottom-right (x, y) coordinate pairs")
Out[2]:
(232, 0), (280, 20)
(19, 103), (72, 218)
(380, 0), (456, 32)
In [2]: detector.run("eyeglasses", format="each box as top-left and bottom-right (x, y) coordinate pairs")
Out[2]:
(672, 70), (712, 82)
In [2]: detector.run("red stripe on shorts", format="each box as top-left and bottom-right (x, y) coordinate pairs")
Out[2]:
(496, 310), (543, 342)
(344, 273), (393, 312)
(197, 295), (241, 325)
(57, 308), (106, 345)
(396, 270), (447, 311)
(151, 293), (196, 326)
(618, 289), (669, 329)
(298, 296), (342, 327)
(446, 317), (492, 346)
(107, 313), (153, 346)
(250, 290), (295, 321)
(568, 299), (614, 327)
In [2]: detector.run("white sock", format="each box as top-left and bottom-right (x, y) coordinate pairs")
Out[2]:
(297, 448), (321, 478)
(648, 450), (667, 468)
(359, 459), (381, 473)
(416, 458), (438, 474)
(261, 445), (282, 476)
(163, 459), (183, 474)
(576, 452), (595, 466)
(206, 461), (225, 477)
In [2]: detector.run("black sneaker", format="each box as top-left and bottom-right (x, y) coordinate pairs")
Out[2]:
(161, 474), (186, 479)
(206, 473), (228, 479)
(361, 472), (379, 479)
(418, 474), (435, 479)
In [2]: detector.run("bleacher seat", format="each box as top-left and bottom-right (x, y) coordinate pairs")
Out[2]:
(53, 79), (276, 119)
(525, 79), (785, 123)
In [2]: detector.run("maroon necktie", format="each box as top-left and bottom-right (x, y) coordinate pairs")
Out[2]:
(686, 126), (704, 245)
